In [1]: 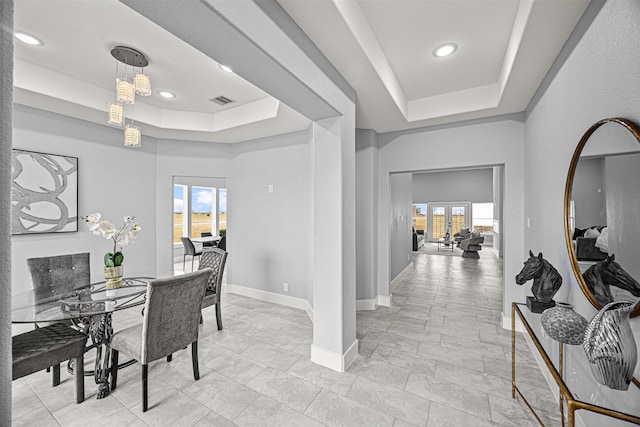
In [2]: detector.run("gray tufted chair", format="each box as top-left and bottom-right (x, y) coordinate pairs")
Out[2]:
(27, 252), (91, 302)
(198, 248), (228, 330)
(109, 269), (211, 412)
(26, 252), (90, 385)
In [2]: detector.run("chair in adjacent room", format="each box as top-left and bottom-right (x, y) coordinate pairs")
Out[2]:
(197, 248), (228, 330)
(26, 252), (90, 384)
(109, 269), (211, 412)
(215, 235), (226, 251)
(181, 237), (203, 272)
(200, 231), (216, 248)
(13, 323), (88, 403)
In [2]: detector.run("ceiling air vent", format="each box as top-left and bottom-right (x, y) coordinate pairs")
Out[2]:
(209, 96), (235, 106)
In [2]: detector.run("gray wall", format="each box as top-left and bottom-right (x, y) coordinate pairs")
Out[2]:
(604, 153), (640, 290)
(229, 130), (311, 300)
(573, 157), (606, 229)
(524, 0), (640, 420)
(412, 168), (493, 203)
(389, 173), (413, 281)
(1, 0), (13, 420)
(12, 106), (159, 294)
(493, 166), (504, 256)
(355, 129), (378, 300)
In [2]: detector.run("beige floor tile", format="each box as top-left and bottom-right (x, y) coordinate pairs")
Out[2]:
(183, 371), (260, 420)
(287, 357), (357, 396)
(347, 355), (411, 390)
(346, 376), (430, 426)
(304, 389), (395, 427)
(426, 401), (499, 427)
(245, 367), (321, 413)
(234, 395), (324, 427)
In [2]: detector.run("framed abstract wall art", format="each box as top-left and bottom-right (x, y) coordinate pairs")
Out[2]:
(11, 149), (78, 235)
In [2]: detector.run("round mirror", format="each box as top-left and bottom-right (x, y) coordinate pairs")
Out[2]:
(564, 118), (640, 317)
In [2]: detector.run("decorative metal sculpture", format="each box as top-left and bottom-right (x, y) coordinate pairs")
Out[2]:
(516, 250), (563, 313)
(583, 254), (640, 306)
(583, 301), (638, 390)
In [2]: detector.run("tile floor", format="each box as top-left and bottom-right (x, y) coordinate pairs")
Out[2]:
(12, 249), (560, 426)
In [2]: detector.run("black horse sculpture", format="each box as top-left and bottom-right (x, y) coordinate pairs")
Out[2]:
(583, 254), (640, 306)
(516, 250), (563, 304)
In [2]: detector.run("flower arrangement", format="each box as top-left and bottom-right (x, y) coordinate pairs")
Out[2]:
(82, 213), (141, 267)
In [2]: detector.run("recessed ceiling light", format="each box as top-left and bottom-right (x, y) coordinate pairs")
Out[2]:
(219, 64), (233, 73)
(157, 90), (176, 99)
(15, 31), (42, 46)
(433, 43), (457, 58)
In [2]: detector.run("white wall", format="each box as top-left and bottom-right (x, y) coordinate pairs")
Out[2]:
(412, 168), (493, 203)
(228, 130), (311, 300)
(12, 106), (159, 294)
(524, 0), (640, 421)
(389, 173), (413, 281)
(376, 117), (525, 315)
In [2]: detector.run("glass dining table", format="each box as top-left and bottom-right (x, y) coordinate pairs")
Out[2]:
(12, 277), (153, 399)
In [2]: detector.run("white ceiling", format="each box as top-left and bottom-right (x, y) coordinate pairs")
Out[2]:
(13, 0), (590, 142)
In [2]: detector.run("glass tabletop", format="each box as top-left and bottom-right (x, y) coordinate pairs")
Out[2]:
(12, 277), (153, 323)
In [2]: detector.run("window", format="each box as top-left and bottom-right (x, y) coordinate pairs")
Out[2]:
(173, 185), (186, 244)
(190, 186), (214, 239)
(412, 204), (426, 232)
(472, 202), (494, 234)
(173, 183), (227, 244)
(218, 188), (227, 234)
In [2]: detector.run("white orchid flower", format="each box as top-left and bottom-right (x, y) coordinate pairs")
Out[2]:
(100, 221), (116, 239)
(84, 212), (101, 223)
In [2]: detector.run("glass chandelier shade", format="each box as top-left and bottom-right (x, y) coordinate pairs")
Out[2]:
(107, 102), (124, 126)
(134, 72), (151, 96)
(116, 79), (135, 104)
(124, 124), (141, 147)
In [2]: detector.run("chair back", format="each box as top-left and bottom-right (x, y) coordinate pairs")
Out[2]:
(27, 253), (90, 300)
(198, 248), (227, 296)
(217, 235), (226, 251)
(141, 269), (210, 364)
(181, 237), (196, 256)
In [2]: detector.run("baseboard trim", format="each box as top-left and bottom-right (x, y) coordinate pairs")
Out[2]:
(390, 263), (412, 288)
(225, 283), (313, 322)
(377, 294), (392, 307)
(502, 311), (524, 332)
(356, 299), (377, 311)
(310, 339), (359, 373)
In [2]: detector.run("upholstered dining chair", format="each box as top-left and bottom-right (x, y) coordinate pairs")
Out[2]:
(181, 237), (203, 272)
(109, 269), (211, 412)
(27, 252), (91, 303)
(197, 248), (228, 330)
(26, 252), (90, 385)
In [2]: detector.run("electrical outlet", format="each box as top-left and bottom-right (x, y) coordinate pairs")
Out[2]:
(268, 184), (274, 193)
(283, 282), (289, 292)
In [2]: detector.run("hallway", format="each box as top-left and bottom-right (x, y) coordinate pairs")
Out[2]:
(355, 248), (561, 425)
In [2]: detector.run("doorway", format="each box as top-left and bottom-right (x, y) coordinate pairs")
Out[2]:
(426, 202), (470, 242)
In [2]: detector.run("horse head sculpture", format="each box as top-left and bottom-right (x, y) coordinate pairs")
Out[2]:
(583, 254), (640, 306)
(516, 250), (563, 303)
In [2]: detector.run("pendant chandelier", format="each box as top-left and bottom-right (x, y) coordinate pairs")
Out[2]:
(108, 46), (151, 148)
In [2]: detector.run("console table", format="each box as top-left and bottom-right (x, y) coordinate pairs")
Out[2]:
(511, 302), (640, 426)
